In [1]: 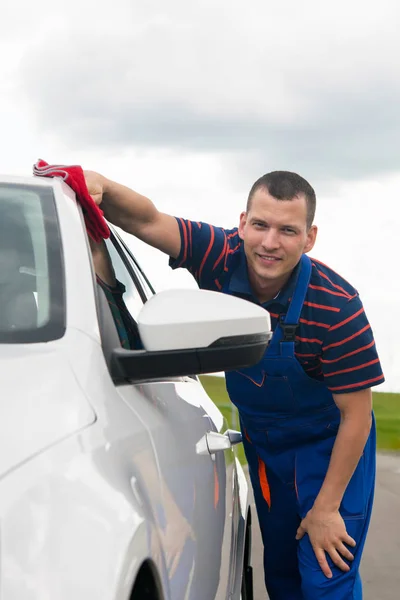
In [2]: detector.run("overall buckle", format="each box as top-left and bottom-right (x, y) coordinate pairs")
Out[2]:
(279, 317), (298, 342)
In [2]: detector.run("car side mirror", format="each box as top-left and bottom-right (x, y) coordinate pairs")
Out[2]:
(110, 289), (272, 381)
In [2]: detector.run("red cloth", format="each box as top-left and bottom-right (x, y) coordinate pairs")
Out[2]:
(33, 159), (110, 242)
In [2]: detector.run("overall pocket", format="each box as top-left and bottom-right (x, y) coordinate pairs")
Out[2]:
(226, 369), (298, 418)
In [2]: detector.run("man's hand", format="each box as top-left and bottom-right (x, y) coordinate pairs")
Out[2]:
(84, 170), (107, 206)
(296, 507), (356, 578)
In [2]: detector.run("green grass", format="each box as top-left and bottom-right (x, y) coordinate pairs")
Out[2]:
(200, 375), (400, 463)
(372, 392), (400, 451)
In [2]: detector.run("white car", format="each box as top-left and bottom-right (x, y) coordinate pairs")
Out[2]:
(0, 175), (271, 600)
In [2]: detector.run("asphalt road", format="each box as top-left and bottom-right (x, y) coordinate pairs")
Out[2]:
(248, 452), (400, 599)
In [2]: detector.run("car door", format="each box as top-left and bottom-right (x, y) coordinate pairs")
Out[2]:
(100, 230), (239, 600)
(115, 231), (243, 597)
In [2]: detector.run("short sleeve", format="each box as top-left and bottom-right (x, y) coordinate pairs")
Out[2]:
(169, 218), (237, 290)
(321, 295), (385, 393)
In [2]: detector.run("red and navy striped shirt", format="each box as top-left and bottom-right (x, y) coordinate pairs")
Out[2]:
(169, 219), (384, 394)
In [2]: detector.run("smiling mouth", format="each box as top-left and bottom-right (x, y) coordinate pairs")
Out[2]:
(256, 254), (282, 262)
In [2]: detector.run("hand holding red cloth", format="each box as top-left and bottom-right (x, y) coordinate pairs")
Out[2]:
(33, 159), (110, 242)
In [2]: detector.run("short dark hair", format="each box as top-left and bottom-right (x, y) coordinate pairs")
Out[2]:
(246, 171), (316, 229)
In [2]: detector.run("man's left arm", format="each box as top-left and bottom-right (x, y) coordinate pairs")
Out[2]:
(314, 389), (373, 512)
(296, 293), (384, 578)
(296, 388), (373, 578)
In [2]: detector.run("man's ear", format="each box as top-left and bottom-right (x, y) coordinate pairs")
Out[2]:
(238, 211), (247, 240)
(304, 225), (318, 253)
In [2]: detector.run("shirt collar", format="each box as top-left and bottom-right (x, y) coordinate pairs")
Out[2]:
(228, 245), (302, 311)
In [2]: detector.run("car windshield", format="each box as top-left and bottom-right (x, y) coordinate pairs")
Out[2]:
(0, 183), (65, 343)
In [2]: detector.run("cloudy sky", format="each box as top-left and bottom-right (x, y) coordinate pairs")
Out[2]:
(1, 0), (399, 391)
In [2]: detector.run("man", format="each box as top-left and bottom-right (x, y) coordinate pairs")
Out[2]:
(84, 169), (384, 600)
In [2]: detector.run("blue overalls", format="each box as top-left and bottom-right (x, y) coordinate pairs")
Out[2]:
(224, 254), (376, 600)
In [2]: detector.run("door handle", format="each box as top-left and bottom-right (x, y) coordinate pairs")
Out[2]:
(196, 429), (242, 455)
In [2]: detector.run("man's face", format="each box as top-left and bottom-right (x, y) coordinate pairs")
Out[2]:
(238, 188), (317, 294)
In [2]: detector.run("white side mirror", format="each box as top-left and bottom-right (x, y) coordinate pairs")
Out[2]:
(111, 288), (272, 381)
(137, 288), (271, 351)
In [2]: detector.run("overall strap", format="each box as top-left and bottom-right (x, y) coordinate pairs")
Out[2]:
(268, 254), (313, 357)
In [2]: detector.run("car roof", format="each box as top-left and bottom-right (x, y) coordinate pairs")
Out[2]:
(0, 174), (56, 187)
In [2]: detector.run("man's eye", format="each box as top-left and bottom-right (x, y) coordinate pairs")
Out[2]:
(283, 228), (296, 234)
(254, 222), (266, 228)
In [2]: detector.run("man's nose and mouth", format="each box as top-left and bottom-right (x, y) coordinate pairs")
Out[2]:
(256, 243), (283, 266)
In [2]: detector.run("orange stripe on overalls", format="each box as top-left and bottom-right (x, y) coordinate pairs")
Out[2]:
(258, 457), (271, 509)
(244, 427), (252, 443)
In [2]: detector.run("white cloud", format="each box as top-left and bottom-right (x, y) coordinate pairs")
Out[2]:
(3, 0), (397, 182)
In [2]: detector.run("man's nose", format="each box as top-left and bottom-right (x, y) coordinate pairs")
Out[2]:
(261, 228), (280, 250)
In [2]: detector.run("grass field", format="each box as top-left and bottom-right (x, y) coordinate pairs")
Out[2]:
(200, 375), (400, 464)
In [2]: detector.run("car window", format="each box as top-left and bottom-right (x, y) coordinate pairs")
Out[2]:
(88, 234), (145, 351)
(113, 232), (156, 300)
(0, 183), (65, 343)
(103, 236), (145, 321)
(128, 259), (154, 300)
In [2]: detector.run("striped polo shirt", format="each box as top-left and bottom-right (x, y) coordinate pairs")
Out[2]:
(169, 219), (384, 394)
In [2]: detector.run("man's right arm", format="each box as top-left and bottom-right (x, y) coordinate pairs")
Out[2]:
(84, 171), (181, 258)
(84, 170), (235, 291)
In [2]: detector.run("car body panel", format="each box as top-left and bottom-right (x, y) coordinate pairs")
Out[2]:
(117, 377), (239, 600)
(0, 342), (96, 479)
(0, 408), (161, 600)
